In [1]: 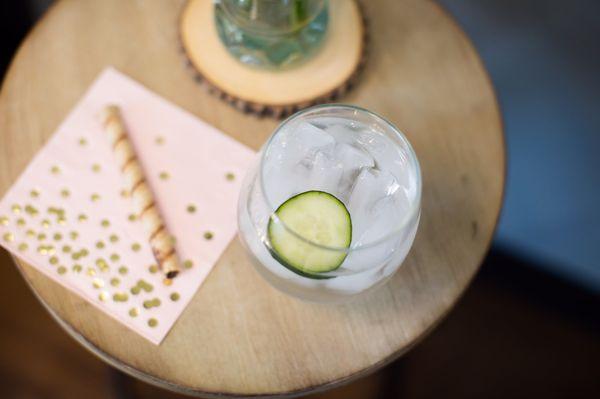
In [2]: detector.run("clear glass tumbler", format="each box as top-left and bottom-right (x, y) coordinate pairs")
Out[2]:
(215, 0), (329, 69)
(238, 105), (422, 302)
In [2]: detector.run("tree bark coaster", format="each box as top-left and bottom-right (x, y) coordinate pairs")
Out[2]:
(179, 0), (368, 118)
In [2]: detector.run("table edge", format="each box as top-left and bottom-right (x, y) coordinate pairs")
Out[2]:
(12, 253), (468, 398)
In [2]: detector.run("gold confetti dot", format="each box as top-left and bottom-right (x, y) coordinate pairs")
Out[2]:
(143, 298), (161, 309)
(128, 307), (139, 317)
(37, 246), (48, 255)
(86, 267), (96, 276)
(60, 189), (70, 198)
(183, 259), (193, 269)
(70, 231), (79, 240)
(96, 258), (109, 272)
(78, 214), (88, 222)
(47, 247), (56, 255)
(92, 278), (104, 289)
(131, 243), (141, 252)
(71, 253), (81, 260)
(225, 172), (235, 181)
(148, 265), (158, 274)
(155, 136), (165, 145)
(26, 229), (35, 238)
(110, 277), (120, 287)
(16, 218), (26, 227)
(138, 280), (153, 292)
(81, 248), (89, 257)
(18, 242), (28, 252)
(41, 219), (51, 229)
(37, 233), (47, 241)
(120, 189), (129, 198)
(170, 292), (180, 302)
(101, 219), (111, 228)
(0, 216), (8, 226)
(57, 217), (66, 226)
(11, 205), (21, 215)
(148, 318), (158, 328)
(186, 204), (196, 214)
(30, 189), (40, 198)
(109, 253), (120, 262)
(72, 264), (82, 273)
(98, 291), (109, 302)
(91, 164), (101, 173)
(2, 232), (14, 243)
(163, 278), (172, 286)
(90, 193), (101, 202)
(113, 292), (128, 302)
(159, 171), (170, 180)
(57, 266), (67, 275)
(62, 245), (72, 253)
(50, 165), (61, 175)
(130, 286), (141, 295)
(128, 214), (137, 222)
(109, 234), (119, 243)
(78, 137), (87, 146)
(49, 256), (59, 265)
(25, 205), (39, 216)
(96, 241), (105, 249)
(118, 266), (128, 275)
(53, 233), (63, 241)
(203, 231), (214, 240)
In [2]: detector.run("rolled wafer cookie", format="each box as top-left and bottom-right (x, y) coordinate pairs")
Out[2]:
(101, 105), (180, 279)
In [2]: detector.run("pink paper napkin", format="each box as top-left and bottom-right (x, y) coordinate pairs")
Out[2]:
(0, 68), (256, 344)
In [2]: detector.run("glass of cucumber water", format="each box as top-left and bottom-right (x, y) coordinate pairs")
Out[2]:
(215, 0), (328, 69)
(238, 105), (422, 302)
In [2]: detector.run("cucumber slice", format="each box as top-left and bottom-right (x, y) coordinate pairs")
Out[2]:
(268, 191), (352, 277)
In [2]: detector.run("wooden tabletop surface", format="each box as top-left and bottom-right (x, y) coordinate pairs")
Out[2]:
(0, 0), (504, 397)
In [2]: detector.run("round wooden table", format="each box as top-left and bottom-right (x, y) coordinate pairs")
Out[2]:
(0, 0), (504, 397)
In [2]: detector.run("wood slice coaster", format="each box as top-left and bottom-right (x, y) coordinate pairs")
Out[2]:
(179, 0), (368, 118)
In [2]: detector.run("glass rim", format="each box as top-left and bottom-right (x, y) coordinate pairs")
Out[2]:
(259, 103), (422, 253)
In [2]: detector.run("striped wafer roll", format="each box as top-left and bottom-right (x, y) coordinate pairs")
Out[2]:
(101, 105), (180, 279)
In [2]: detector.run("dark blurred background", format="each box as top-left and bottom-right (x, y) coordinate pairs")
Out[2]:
(0, 1), (598, 398)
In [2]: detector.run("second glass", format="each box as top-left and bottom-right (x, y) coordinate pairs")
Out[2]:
(215, 0), (329, 69)
(238, 105), (422, 302)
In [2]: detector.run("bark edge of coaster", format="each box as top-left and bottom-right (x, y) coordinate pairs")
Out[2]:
(178, 0), (369, 119)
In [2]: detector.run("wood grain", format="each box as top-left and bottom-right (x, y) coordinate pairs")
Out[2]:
(0, 0), (504, 397)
